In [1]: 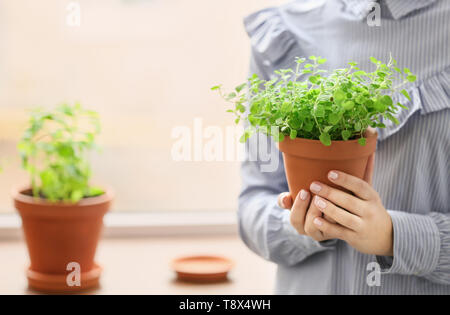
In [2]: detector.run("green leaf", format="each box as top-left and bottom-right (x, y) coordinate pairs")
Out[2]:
(333, 90), (346, 102)
(288, 116), (302, 129)
(380, 95), (393, 106)
(374, 100), (386, 112)
(281, 101), (292, 113)
(309, 75), (320, 84)
(407, 75), (417, 82)
(365, 99), (374, 108)
(319, 132), (331, 146)
(87, 186), (104, 197)
(355, 95), (366, 104)
(342, 100), (355, 110)
(71, 190), (84, 203)
(328, 112), (341, 125)
(236, 103), (245, 113)
(314, 105), (325, 117)
(353, 70), (366, 78)
(358, 137), (367, 146)
(239, 130), (251, 143)
(400, 89), (411, 101)
(396, 102), (408, 110)
(225, 92), (236, 100)
(386, 113), (399, 124)
(304, 121), (313, 132)
(235, 83), (247, 93)
(341, 130), (351, 141)
(289, 129), (297, 139)
(57, 144), (74, 157)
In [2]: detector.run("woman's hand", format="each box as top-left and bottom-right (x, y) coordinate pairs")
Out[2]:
(278, 188), (337, 242)
(278, 151), (394, 256)
(309, 167), (393, 256)
(277, 152), (375, 243)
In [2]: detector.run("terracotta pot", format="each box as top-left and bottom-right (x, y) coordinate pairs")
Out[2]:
(13, 187), (113, 293)
(278, 132), (377, 198)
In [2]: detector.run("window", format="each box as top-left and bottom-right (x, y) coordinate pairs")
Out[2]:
(0, 0), (285, 213)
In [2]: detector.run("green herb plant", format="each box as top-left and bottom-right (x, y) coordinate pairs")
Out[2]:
(18, 103), (103, 203)
(213, 56), (416, 146)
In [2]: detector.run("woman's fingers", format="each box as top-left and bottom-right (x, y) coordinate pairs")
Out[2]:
(289, 189), (311, 235)
(310, 181), (365, 216)
(313, 196), (362, 231)
(304, 200), (327, 240)
(279, 190), (339, 239)
(327, 170), (378, 201)
(364, 127), (377, 138)
(312, 216), (353, 242)
(323, 214), (337, 224)
(277, 192), (293, 209)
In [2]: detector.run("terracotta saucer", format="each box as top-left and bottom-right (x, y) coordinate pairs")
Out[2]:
(171, 255), (234, 283)
(27, 264), (102, 293)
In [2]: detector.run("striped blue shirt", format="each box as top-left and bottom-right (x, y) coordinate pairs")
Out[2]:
(238, 0), (450, 294)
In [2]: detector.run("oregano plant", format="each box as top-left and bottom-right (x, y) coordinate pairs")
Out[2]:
(18, 103), (103, 202)
(213, 56), (416, 146)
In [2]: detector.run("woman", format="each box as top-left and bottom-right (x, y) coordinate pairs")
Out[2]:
(238, 0), (449, 294)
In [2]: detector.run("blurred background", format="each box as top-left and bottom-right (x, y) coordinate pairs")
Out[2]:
(0, 0), (286, 295)
(0, 0), (285, 213)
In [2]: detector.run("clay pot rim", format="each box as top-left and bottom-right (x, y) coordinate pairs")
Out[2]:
(12, 185), (114, 208)
(278, 131), (378, 160)
(280, 129), (378, 145)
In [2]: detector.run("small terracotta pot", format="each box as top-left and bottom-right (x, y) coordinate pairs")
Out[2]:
(13, 187), (113, 293)
(278, 132), (377, 198)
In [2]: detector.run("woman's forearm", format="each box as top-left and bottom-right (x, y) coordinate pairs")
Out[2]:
(376, 211), (450, 285)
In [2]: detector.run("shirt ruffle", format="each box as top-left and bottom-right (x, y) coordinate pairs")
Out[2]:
(244, 8), (449, 142)
(378, 66), (450, 141)
(243, 7), (302, 68)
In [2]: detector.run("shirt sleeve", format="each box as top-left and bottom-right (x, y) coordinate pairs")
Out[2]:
(376, 210), (450, 285)
(237, 50), (337, 267)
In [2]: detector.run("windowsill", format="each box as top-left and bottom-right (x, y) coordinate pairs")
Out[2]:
(0, 211), (238, 240)
(0, 212), (268, 294)
(0, 235), (276, 295)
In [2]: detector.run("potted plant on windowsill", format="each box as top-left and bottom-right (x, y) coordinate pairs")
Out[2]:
(213, 56), (416, 197)
(13, 103), (113, 293)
